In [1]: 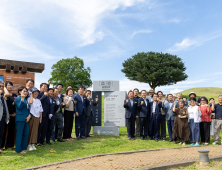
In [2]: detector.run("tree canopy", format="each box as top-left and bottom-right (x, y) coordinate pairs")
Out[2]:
(49, 56), (92, 93)
(121, 52), (188, 91)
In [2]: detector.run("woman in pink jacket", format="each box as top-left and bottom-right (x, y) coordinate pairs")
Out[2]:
(199, 96), (212, 145)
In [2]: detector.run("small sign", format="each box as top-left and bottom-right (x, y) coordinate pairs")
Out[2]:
(93, 80), (119, 91)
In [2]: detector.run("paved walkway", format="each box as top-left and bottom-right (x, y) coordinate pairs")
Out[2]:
(38, 145), (222, 170)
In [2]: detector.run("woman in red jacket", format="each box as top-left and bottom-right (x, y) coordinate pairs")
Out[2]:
(199, 96), (212, 145)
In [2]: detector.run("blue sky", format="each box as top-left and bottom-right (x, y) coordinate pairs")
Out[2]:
(0, 0), (222, 94)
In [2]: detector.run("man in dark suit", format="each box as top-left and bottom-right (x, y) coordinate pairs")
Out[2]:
(138, 90), (150, 140)
(149, 93), (163, 142)
(37, 83), (51, 146)
(54, 84), (64, 140)
(124, 91), (138, 140)
(51, 88), (64, 142)
(85, 90), (98, 137)
(46, 88), (56, 145)
(74, 85), (89, 140)
(133, 88), (140, 136)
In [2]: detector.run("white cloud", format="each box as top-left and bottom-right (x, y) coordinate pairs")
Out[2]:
(170, 88), (183, 94)
(0, 0), (147, 60)
(130, 29), (152, 39)
(167, 30), (222, 52)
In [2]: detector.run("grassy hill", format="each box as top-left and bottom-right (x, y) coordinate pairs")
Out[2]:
(181, 87), (222, 103)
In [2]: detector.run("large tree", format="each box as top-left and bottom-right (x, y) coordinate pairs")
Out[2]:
(49, 56), (92, 93)
(121, 52), (188, 91)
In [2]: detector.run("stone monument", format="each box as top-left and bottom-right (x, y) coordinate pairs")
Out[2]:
(92, 80), (126, 136)
(0, 59), (44, 94)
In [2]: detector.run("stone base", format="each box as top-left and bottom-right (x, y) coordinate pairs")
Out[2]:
(93, 126), (119, 136)
(199, 162), (209, 166)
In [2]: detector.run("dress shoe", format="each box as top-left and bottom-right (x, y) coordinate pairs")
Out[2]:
(168, 140), (172, 142)
(77, 137), (81, 140)
(57, 139), (65, 142)
(36, 143), (42, 146)
(7, 147), (13, 151)
(41, 143), (46, 145)
(86, 135), (91, 137)
(46, 142), (52, 145)
(155, 139), (158, 142)
(128, 137), (132, 140)
(140, 137), (144, 140)
(81, 136), (87, 139)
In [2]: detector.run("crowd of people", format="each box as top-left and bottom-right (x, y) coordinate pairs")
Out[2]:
(0, 79), (98, 154)
(0, 78), (222, 154)
(124, 88), (222, 146)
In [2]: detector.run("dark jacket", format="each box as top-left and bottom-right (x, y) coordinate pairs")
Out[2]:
(50, 98), (57, 115)
(85, 98), (98, 116)
(138, 97), (150, 118)
(52, 96), (63, 113)
(37, 92), (51, 117)
(74, 94), (90, 115)
(123, 98), (138, 118)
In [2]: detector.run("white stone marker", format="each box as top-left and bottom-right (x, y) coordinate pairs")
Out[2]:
(104, 91), (127, 127)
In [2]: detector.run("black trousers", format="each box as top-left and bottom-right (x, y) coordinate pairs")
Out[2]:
(1, 116), (16, 148)
(139, 117), (149, 137)
(0, 116), (6, 149)
(159, 115), (166, 139)
(37, 117), (48, 144)
(85, 113), (93, 136)
(63, 110), (74, 139)
(126, 117), (136, 138)
(46, 116), (54, 143)
(200, 122), (211, 143)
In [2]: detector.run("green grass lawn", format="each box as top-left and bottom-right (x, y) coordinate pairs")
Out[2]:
(1, 88), (222, 170)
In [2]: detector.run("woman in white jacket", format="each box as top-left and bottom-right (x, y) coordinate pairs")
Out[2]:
(188, 97), (202, 146)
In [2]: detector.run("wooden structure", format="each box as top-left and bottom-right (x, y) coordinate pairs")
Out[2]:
(0, 59), (44, 94)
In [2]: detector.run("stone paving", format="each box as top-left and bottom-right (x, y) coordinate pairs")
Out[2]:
(39, 145), (222, 170)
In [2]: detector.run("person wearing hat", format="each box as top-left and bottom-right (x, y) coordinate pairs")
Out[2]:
(37, 83), (51, 146)
(186, 92), (198, 106)
(146, 88), (154, 102)
(27, 87), (43, 151)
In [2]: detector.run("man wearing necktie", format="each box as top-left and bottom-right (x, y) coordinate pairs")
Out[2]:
(74, 86), (90, 140)
(124, 91), (138, 140)
(138, 90), (150, 140)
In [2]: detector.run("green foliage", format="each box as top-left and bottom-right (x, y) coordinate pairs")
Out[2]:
(121, 52), (188, 90)
(49, 56), (92, 92)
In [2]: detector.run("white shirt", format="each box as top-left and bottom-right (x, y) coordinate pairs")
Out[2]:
(28, 97), (43, 118)
(78, 93), (83, 102)
(169, 102), (173, 108)
(143, 97), (147, 106)
(152, 101), (157, 113)
(188, 105), (202, 123)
